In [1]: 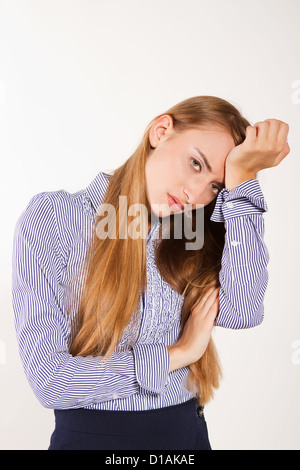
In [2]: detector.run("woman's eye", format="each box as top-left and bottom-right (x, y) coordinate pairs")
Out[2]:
(210, 183), (220, 195)
(191, 158), (201, 172)
(190, 158), (220, 195)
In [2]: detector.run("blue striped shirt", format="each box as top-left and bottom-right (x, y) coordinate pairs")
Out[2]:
(11, 171), (269, 410)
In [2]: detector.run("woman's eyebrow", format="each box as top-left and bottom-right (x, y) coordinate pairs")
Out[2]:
(193, 146), (213, 172)
(193, 146), (225, 188)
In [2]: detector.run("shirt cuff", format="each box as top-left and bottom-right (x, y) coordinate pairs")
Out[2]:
(132, 343), (170, 394)
(210, 179), (268, 223)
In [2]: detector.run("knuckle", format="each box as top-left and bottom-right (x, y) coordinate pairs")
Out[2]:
(275, 144), (284, 154)
(266, 143), (274, 153)
(278, 121), (289, 131)
(191, 305), (202, 318)
(257, 121), (268, 128)
(283, 144), (290, 156)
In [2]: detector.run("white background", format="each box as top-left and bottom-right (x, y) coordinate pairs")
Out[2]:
(0, 0), (299, 450)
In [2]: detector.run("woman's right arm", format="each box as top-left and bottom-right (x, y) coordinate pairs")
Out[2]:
(167, 287), (220, 372)
(11, 194), (170, 409)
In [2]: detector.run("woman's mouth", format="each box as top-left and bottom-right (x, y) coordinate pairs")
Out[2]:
(167, 193), (184, 212)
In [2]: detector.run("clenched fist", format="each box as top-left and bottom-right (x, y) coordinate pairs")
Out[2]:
(225, 119), (290, 191)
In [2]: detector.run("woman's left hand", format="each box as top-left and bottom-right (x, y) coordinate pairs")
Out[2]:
(225, 119), (290, 191)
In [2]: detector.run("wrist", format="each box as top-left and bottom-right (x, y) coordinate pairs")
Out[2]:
(167, 344), (190, 372)
(225, 171), (257, 192)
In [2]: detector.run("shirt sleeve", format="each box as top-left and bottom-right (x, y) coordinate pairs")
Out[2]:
(11, 193), (170, 409)
(210, 179), (270, 329)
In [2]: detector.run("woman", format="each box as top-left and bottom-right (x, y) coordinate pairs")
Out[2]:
(11, 96), (290, 450)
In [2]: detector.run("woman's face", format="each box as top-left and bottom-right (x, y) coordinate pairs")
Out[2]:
(145, 114), (236, 219)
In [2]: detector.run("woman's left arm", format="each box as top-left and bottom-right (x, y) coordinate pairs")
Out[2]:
(211, 118), (290, 329)
(210, 179), (269, 329)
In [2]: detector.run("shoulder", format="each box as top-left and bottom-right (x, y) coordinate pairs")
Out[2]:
(14, 170), (112, 255)
(14, 187), (88, 253)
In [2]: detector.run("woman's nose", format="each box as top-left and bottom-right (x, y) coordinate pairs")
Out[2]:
(183, 189), (198, 206)
(184, 186), (207, 207)
(183, 190), (191, 205)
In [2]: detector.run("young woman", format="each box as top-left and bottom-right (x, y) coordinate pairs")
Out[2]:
(11, 96), (290, 450)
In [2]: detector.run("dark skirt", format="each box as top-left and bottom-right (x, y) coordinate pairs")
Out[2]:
(48, 398), (211, 450)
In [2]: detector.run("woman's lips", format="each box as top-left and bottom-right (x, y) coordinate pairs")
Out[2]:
(167, 193), (184, 212)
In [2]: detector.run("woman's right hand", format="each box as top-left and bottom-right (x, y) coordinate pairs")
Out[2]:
(167, 287), (220, 372)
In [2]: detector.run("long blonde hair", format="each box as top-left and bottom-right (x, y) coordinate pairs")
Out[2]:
(68, 96), (250, 406)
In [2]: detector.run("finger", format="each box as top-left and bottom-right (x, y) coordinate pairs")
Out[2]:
(276, 122), (289, 148)
(196, 286), (215, 309)
(203, 286), (220, 304)
(244, 126), (257, 145)
(192, 287), (219, 316)
(201, 288), (220, 318)
(206, 296), (220, 323)
(264, 119), (281, 145)
(273, 142), (290, 166)
(264, 119), (289, 151)
(254, 121), (270, 145)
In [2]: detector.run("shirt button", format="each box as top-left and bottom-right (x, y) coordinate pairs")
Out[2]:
(231, 240), (241, 247)
(112, 393), (119, 400)
(226, 201), (234, 208)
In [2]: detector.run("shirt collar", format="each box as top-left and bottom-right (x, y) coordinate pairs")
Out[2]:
(86, 170), (111, 214)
